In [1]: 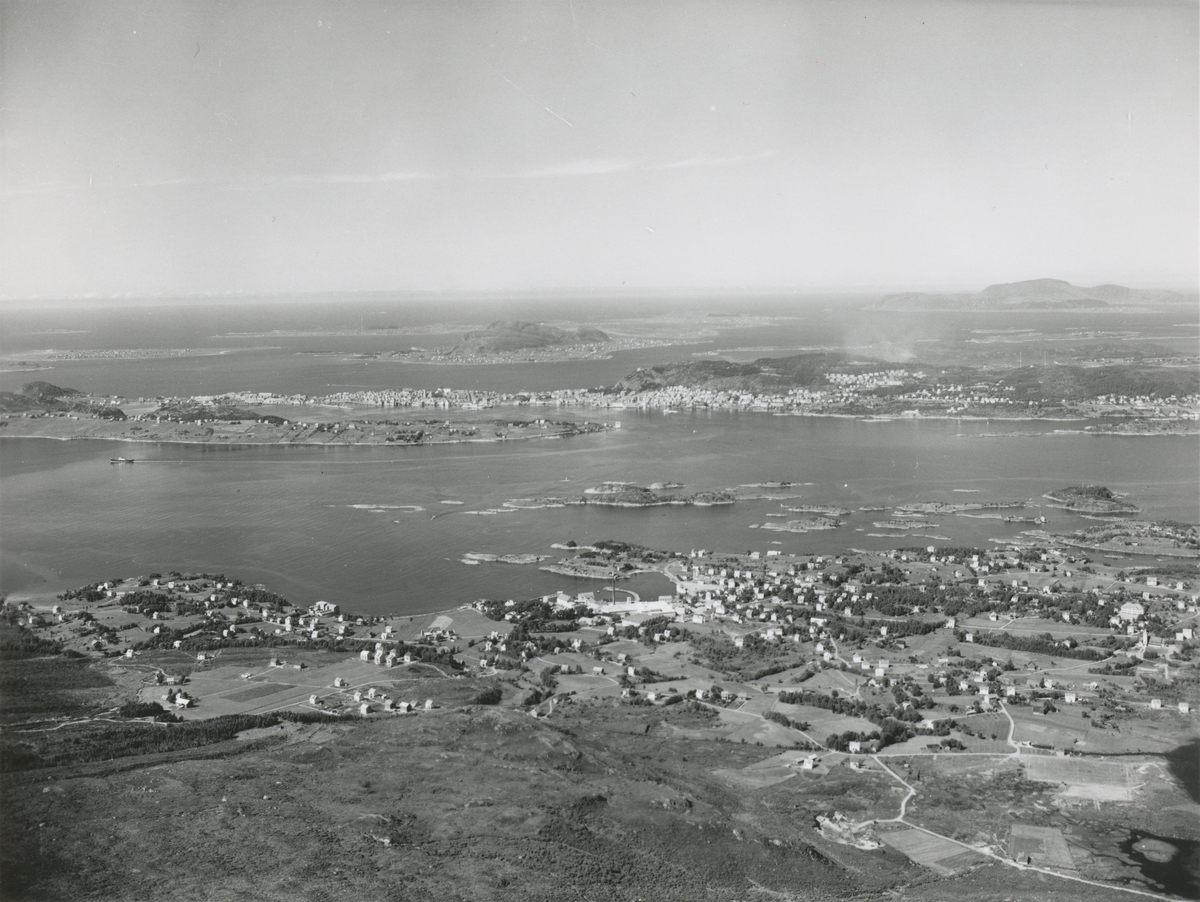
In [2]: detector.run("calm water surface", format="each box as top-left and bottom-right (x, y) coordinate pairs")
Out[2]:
(3, 299), (1196, 614)
(3, 414), (1195, 614)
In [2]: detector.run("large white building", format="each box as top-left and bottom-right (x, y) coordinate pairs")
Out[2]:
(1118, 601), (1145, 622)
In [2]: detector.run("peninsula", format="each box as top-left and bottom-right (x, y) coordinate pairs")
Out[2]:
(0, 382), (607, 447)
(599, 352), (1198, 429)
(3, 338), (1198, 451)
(2, 525), (1197, 900)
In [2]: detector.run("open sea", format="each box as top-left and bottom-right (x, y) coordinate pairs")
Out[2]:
(2, 296), (1197, 615)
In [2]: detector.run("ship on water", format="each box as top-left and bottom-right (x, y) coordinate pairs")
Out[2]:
(109, 457), (135, 464)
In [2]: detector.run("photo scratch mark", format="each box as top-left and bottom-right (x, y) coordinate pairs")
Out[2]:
(498, 73), (573, 127)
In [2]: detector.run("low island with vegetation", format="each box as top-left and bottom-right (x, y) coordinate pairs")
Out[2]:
(1044, 485), (1141, 515)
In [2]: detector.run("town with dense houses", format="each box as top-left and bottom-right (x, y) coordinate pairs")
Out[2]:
(4, 518), (1197, 896)
(5, 346), (1197, 449)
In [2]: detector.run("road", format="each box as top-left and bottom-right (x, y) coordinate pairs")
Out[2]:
(843, 709), (1173, 902)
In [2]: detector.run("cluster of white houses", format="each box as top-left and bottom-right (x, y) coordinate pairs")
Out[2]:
(308, 677), (437, 716)
(473, 548), (1199, 725)
(33, 549), (1197, 729)
(358, 644), (417, 668)
(487, 546), (1199, 667)
(207, 378), (1200, 420)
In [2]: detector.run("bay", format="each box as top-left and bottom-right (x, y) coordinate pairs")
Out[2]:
(2, 414), (1195, 615)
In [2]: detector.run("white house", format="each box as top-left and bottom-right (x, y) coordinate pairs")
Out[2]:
(1119, 601), (1145, 622)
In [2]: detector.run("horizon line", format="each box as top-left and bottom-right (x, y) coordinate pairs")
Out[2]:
(2, 278), (1198, 307)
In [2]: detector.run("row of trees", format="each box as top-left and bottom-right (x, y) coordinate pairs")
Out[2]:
(959, 630), (1107, 661)
(776, 688), (921, 747)
(0, 710), (351, 773)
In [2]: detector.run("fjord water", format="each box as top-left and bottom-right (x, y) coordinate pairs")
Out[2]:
(2, 297), (1197, 614)
(2, 416), (1196, 614)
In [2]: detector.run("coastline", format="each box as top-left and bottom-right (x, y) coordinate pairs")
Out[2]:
(2, 408), (1196, 447)
(0, 417), (609, 447)
(0, 431), (596, 447)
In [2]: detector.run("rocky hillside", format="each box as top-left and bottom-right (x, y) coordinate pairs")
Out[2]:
(0, 382), (124, 419)
(610, 353), (848, 393)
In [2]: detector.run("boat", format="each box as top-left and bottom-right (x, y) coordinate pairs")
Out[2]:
(110, 457), (135, 464)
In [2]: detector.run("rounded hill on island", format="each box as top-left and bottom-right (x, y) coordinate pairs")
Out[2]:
(455, 321), (610, 354)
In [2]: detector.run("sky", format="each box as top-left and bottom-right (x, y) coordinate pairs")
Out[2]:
(1, 0), (1196, 299)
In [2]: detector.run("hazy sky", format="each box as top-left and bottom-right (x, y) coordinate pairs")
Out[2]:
(1, 0), (1196, 298)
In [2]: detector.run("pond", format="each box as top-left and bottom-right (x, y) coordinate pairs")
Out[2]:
(1119, 829), (1199, 899)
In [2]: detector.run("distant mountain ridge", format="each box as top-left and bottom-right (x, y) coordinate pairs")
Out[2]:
(879, 278), (1182, 310)
(455, 321), (610, 353)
